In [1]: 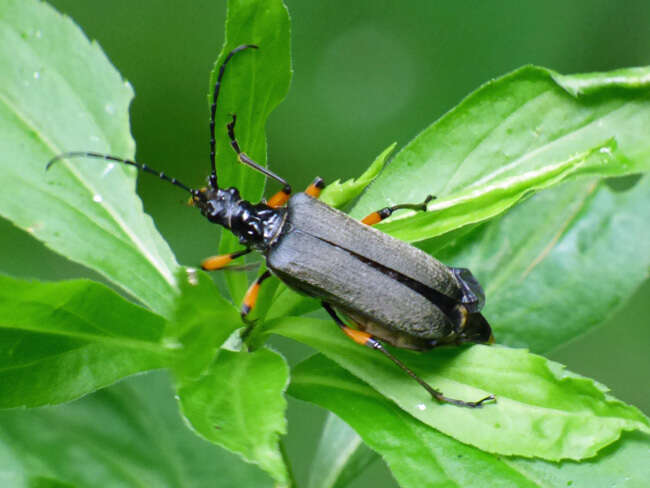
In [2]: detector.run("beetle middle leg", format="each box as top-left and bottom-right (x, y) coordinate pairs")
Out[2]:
(240, 270), (273, 340)
(321, 302), (494, 408)
(361, 195), (435, 226)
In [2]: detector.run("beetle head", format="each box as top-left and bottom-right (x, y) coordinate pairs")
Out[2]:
(191, 187), (242, 226)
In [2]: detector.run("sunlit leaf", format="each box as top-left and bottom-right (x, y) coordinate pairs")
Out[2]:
(272, 317), (649, 461)
(320, 143), (396, 208)
(0, 0), (179, 317)
(352, 66), (650, 244)
(291, 354), (650, 488)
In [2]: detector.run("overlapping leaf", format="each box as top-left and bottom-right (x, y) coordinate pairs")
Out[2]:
(271, 317), (649, 461)
(166, 268), (291, 486)
(164, 268), (240, 380)
(177, 348), (290, 487)
(292, 355), (650, 488)
(352, 66), (650, 243)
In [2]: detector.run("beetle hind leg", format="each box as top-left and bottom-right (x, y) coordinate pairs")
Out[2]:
(321, 302), (494, 408)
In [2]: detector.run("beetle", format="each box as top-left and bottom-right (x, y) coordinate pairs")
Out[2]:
(48, 44), (495, 408)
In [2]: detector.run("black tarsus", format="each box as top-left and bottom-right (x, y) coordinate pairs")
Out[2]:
(376, 194), (436, 220)
(209, 44), (258, 189)
(46, 151), (199, 198)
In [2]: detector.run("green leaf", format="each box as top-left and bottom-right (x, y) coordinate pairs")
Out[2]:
(0, 0), (179, 317)
(166, 267), (289, 484)
(177, 348), (290, 487)
(291, 354), (650, 488)
(306, 413), (377, 488)
(26, 477), (74, 488)
(271, 317), (649, 461)
(164, 268), (240, 380)
(0, 274), (165, 408)
(373, 139), (635, 243)
(434, 174), (650, 353)
(552, 66), (650, 96)
(211, 0), (292, 304)
(320, 143), (396, 208)
(351, 66), (650, 243)
(0, 371), (273, 487)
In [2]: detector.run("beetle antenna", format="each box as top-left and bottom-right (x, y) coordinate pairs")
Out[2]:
(46, 151), (200, 198)
(209, 44), (258, 190)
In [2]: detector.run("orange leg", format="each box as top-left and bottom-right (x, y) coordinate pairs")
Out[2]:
(201, 248), (251, 271)
(304, 177), (325, 199)
(267, 185), (292, 208)
(361, 195), (435, 226)
(239, 270), (273, 341)
(321, 302), (494, 408)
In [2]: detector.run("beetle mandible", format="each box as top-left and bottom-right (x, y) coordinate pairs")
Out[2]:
(48, 45), (495, 408)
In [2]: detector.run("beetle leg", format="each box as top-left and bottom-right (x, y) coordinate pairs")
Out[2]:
(321, 302), (494, 408)
(201, 248), (251, 271)
(267, 184), (292, 208)
(240, 270), (273, 340)
(227, 114), (292, 194)
(304, 177), (326, 199)
(361, 195), (436, 226)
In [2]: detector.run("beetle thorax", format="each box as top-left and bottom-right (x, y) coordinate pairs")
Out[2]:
(196, 187), (285, 250)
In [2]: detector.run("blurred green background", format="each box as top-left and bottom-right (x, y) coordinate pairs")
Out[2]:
(1, 1), (649, 486)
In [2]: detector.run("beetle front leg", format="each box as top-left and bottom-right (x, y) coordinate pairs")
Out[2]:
(201, 248), (252, 271)
(321, 302), (494, 408)
(361, 195), (435, 226)
(266, 184), (292, 208)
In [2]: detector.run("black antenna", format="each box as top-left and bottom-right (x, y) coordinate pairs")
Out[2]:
(209, 44), (258, 189)
(46, 152), (200, 197)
